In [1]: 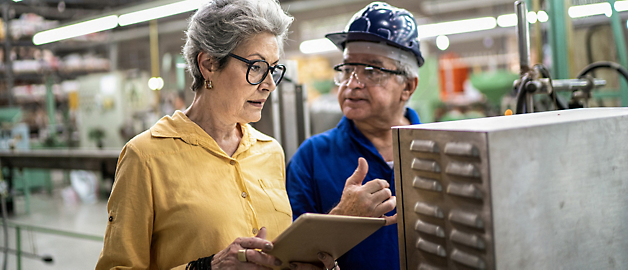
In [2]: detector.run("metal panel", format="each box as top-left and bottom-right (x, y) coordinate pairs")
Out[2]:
(394, 108), (628, 270)
(488, 110), (628, 269)
(395, 128), (494, 269)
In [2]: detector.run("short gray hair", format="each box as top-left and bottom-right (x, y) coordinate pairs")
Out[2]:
(182, 0), (293, 91)
(395, 60), (419, 84)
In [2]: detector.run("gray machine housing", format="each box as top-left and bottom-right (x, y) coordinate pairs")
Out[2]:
(392, 108), (628, 270)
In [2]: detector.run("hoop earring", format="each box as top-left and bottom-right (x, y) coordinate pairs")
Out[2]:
(205, 79), (213, 90)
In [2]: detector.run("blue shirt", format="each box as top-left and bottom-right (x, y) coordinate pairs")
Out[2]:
(286, 108), (421, 270)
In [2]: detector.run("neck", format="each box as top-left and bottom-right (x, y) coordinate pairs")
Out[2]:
(185, 90), (242, 156)
(353, 109), (410, 162)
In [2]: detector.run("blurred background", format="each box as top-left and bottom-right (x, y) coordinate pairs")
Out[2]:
(0, 0), (626, 269)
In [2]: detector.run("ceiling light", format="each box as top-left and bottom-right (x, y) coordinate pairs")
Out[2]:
(148, 77), (165, 91)
(299, 38), (337, 54)
(497, 14), (517, 27)
(497, 11), (539, 28)
(527, 11), (537, 23)
(568, 2), (612, 18)
(418, 17), (497, 38)
(436, 35), (450, 51)
(537, 11), (549, 22)
(615, 1), (628, 12)
(32, 15), (118, 45)
(118, 0), (204, 26)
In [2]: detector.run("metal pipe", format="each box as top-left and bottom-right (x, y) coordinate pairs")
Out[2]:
(515, 0), (531, 74)
(552, 78), (607, 91)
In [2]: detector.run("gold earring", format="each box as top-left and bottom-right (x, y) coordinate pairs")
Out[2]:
(205, 79), (213, 89)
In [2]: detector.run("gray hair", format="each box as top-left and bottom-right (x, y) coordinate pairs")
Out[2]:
(395, 60), (419, 84)
(182, 0), (294, 91)
(395, 61), (419, 79)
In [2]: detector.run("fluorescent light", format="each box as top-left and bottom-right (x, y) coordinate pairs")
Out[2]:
(299, 38), (337, 54)
(32, 15), (118, 45)
(418, 17), (496, 38)
(615, 1), (628, 12)
(497, 12), (539, 28)
(527, 11), (537, 23)
(436, 35), (449, 51)
(118, 0), (204, 26)
(497, 14), (517, 27)
(537, 11), (549, 22)
(568, 2), (612, 18)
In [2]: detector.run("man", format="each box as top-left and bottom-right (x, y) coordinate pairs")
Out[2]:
(286, 2), (424, 270)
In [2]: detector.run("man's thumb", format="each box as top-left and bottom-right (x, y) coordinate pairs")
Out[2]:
(346, 157), (368, 187)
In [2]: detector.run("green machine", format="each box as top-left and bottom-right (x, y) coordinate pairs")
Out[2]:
(0, 107), (52, 215)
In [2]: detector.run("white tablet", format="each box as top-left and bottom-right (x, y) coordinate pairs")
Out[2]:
(268, 213), (386, 270)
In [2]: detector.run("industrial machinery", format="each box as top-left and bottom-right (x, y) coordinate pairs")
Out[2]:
(512, 1), (628, 113)
(393, 108), (628, 269)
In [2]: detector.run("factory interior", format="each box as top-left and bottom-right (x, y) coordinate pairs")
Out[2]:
(0, 0), (627, 269)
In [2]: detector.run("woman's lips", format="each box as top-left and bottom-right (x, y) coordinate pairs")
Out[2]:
(247, 99), (266, 107)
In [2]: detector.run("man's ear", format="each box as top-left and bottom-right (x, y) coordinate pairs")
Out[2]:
(196, 51), (217, 79)
(401, 76), (418, 101)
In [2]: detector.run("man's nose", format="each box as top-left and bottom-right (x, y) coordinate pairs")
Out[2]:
(346, 71), (365, 88)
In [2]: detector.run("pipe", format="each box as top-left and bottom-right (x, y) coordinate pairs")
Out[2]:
(515, 0), (531, 74)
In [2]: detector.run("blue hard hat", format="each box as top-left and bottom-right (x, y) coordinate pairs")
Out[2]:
(326, 2), (424, 67)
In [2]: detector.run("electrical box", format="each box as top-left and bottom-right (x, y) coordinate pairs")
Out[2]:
(393, 108), (628, 270)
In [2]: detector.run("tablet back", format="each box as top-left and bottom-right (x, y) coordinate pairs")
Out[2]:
(269, 213), (385, 270)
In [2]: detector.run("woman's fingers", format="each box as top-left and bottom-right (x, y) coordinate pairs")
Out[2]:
(238, 236), (274, 253)
(241, 248), (282, 268)
(318, 252), (338, 270)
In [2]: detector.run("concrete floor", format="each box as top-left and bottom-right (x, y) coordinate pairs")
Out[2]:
(1, 188), (108, 270)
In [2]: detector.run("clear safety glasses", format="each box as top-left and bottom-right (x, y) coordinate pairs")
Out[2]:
(333, 62), (404, 86)
(228, 53), (286, 86)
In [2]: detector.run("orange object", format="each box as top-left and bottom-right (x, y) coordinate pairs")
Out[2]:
(439, 53), (468, 101)
(504, 109), (513, 116)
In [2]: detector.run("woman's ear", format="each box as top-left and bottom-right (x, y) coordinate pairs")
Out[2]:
(197, 51), (216, 79)
(401, 77), (418, 101)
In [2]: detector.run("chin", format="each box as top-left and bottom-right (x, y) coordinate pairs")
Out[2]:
(245, 114), (263, 123)
(342, 108), (368, 121)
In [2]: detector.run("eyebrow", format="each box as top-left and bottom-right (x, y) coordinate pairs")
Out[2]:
(247, 53), (280, 65)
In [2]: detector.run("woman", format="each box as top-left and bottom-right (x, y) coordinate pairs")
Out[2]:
(95, 0), (337, 269)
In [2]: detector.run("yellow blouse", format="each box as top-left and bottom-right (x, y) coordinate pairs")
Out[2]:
(96, 111), (292, 270)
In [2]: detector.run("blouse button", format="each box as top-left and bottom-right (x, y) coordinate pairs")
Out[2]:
(252, 228), (258, 234)
(241, 192), (247, 198)
(230, 160), (236, 165)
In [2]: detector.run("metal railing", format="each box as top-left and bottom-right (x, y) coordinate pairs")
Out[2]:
(0, 220), (103, 270)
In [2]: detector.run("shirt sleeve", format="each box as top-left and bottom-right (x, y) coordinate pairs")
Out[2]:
(286, 140), (321, 219)
(96, 143), (154, 270)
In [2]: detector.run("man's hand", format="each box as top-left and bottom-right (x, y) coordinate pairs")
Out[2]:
(329, 157), (397, 225)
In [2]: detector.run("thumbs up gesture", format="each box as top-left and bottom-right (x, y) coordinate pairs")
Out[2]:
(329, 157), (397, 226)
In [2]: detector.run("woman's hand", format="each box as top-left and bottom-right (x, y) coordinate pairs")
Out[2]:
(287, 252), (339, 270)
(211, 227), (282, 269)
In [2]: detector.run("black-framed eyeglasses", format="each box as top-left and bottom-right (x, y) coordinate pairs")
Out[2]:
(228, 53), (286, 86)
(333, 62), (404, 86)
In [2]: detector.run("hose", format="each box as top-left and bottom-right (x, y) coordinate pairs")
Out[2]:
(515, 73), (532, 114)
(576, 61), (628, 83)
(533, 64), (567, 110)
